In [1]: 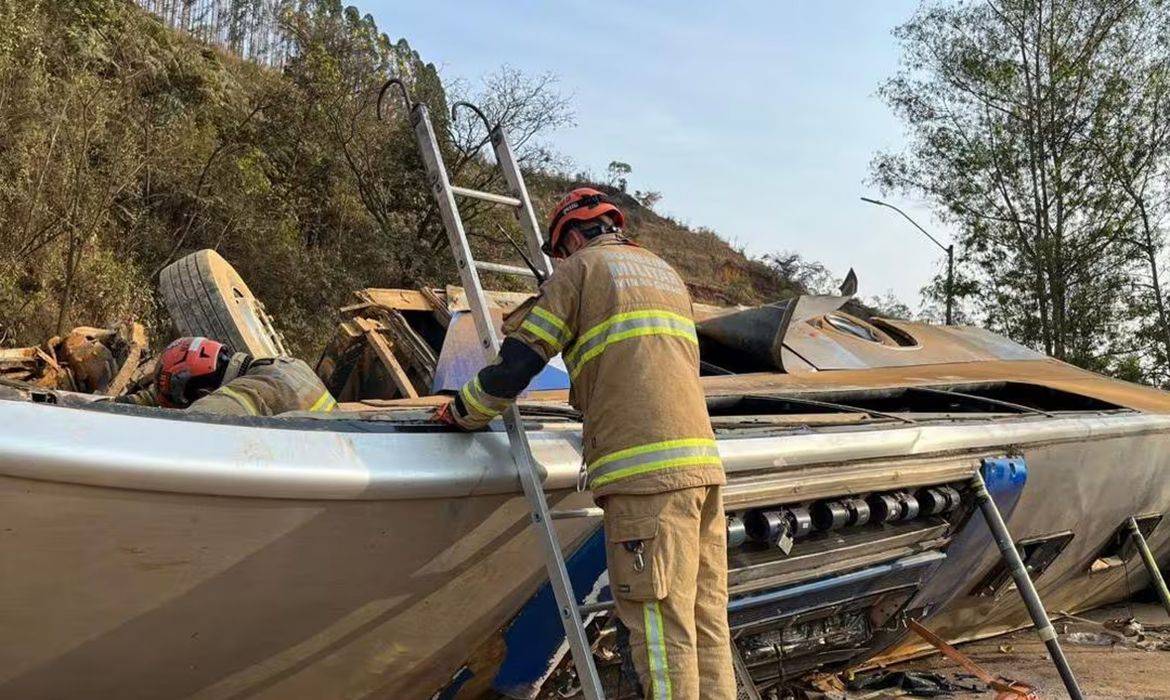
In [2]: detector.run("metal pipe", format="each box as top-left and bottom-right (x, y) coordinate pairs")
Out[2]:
(578, 600), (615, 615)
(945, 244), (955, 326)
(970, 471), (1083, 699)
(1126, 516), (1170, 617)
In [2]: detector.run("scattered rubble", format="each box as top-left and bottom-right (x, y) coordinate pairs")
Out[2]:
(0, 320), (149, 395)
(1056, 613), (1170, 651)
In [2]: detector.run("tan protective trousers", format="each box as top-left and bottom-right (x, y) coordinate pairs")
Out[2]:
(601, 485), (736, 700)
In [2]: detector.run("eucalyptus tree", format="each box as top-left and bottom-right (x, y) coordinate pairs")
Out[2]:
(873, 0), (1168, 375)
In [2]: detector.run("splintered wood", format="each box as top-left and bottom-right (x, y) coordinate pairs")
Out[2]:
(316, 287), (533, 402)
(0, 321), (149, 394)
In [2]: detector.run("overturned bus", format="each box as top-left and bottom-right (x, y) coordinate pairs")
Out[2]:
(1, 250), (1168, 698)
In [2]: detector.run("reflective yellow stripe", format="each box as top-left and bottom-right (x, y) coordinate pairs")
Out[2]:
(460, 383), (494, 418)
(217, 386), (259, 416)
(590, 456), (722, 488)
(563, 309), (696, 378)
(520, 319), (561, 348)
(568, 327), (697, 379)
(589, 438), (717, 470)
(644, 602), (672, 699)
(519, 306), (572, 351)
(460, 377), (503, 419)
(309, 391), (336, 412)
(588, 438), (721, 489)
(567, 309), (693, 359)
(530, 306), (569, 334)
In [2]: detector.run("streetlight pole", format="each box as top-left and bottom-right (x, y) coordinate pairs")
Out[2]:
(860, 196), (955, 325)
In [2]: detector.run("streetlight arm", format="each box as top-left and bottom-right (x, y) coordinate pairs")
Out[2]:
(861, 196), (956, 325)
(860, 196), (950, 253)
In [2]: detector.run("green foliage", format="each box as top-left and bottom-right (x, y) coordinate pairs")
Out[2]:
(606, 160), (631, 192)
(0, 1), (564, 356)
(874, 0), (1170, 383)
(0, 0), (817, 358)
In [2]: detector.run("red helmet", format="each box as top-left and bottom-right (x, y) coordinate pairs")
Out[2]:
(155, 337), (235, 408)
(545, 187), (625, 257)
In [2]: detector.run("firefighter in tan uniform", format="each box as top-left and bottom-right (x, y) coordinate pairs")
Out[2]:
(118, 336), (336, 416)
(437, 188), (736, 699)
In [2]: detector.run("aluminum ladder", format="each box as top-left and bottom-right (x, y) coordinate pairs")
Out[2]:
(379, 79), (607, 699)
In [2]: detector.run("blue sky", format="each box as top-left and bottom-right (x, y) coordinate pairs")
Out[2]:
(359, 1), (949, 306)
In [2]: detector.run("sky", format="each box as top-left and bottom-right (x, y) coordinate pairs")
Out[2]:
(359, 1), (951, 307)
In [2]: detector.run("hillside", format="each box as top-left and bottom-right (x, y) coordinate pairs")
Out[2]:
(526, 176), (796, 307)
(0, 1), (799, 359)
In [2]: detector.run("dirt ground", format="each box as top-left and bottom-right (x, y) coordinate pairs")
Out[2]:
(882, 602), (1170, 699)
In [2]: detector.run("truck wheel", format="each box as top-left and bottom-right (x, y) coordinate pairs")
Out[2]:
(158, 249), (287, 358)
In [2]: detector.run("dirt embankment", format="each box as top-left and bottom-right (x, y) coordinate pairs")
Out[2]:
(527, 176), (796, 307)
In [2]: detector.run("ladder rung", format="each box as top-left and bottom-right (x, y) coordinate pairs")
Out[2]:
(474, 261), (536, 279)
(579, 600), (615, 615)
(550, 507), (604, 520)
(451, 185), (522, 208)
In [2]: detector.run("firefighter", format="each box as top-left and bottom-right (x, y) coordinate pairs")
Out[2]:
(436, 188), (735, 699)
(118, 336), (336, 416)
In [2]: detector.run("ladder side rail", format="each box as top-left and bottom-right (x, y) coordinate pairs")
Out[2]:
(502, 407), (606, 698)
(410, 103), (606, 700)
(491, 127), (554, 279)
(410, 105), (501, 356)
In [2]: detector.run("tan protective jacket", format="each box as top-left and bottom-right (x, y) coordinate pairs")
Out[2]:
(457, 235), (724, 497)
(123, 357), (336, 416)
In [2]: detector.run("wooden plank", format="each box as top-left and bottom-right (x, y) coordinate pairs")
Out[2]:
(359, 288), (436, 312)
(339, 301), (376, 314)
(351, 317), (387, 333)
(382, 309), (437, 389)
(362, 327), (419, 399)
(104, 322), (148, 396)
(419, 287), (450, 328)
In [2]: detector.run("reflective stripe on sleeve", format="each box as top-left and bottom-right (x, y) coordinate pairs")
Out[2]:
(459, 376), (509, 420)
(217, 386), (259, 416)
(588, 438), (721, 489)
(520, 306), (573, 352)
(644, 601), (672, 699)
(563, 309), (696, 379)
(309, 391), (337, 412)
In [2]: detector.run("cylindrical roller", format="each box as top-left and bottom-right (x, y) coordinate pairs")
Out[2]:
(789, 506), (813, 538)
(812, 500), (850, 531)
(844, 497), (871, 526)
(867, 493), (902, 523)
(898, 493), (920, 521)
(726, 514), (747, 548)
(938, 485), (962, 512)
(917, 488), (949, 516)
(745, 509), (787, 545)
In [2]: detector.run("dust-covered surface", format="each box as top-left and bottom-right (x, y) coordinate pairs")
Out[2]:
(879, 602), (1170, 699)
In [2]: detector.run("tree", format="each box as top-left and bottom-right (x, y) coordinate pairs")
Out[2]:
(0, 0), (577, 355)
(635, 189), (662, 210)
(873, 0), (1164, 375)
(866, 291), (914, 320)
(444, 66), (573, 254)
(762, 252), (837, 295)
(606, 160), (631, 192)
(1090, 9), (1170, 383)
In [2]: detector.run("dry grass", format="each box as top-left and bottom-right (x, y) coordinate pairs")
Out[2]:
(528, 175), (794, 306)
